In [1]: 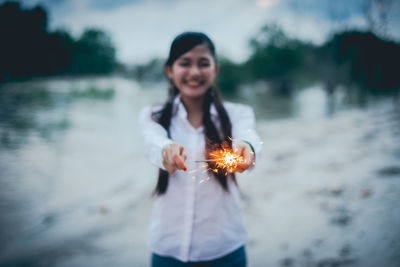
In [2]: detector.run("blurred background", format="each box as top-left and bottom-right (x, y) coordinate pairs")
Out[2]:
(0, 0), (399, 266)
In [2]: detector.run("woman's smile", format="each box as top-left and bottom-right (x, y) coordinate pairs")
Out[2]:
(184, 79), (205, 88)
(165, 43), (219, 100)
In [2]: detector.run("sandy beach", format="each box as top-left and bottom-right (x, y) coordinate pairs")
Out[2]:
(0, 77), (399, 267)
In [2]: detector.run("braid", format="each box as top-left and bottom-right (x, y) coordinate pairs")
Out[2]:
(151, 85), (178, 196)
(203, 89), (222, 143)
(212, 87), (233, 145)
(203, 87), (237, 192)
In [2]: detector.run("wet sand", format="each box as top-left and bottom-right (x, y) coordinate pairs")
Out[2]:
(0, 78), (399, 266)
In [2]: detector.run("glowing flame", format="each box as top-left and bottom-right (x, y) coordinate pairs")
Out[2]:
(208, 147), (244, 174)
(193, 137), (245, 180)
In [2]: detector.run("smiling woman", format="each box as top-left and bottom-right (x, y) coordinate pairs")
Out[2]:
(165, 44), (218, 101)
(138, 32), (262, 267)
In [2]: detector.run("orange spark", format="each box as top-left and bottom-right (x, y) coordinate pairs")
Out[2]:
(208, 147), (244, 174)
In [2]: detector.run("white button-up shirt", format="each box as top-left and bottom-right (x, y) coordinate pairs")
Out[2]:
(139, 95), (262, 262)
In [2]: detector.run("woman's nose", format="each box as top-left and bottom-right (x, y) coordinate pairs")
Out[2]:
(188, 66), (201, 76)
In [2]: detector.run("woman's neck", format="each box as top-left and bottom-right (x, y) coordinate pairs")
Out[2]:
(180, 95), (205, 129)
(180, 95), (205, 115)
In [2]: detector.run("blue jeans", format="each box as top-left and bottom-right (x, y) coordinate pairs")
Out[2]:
(151, 246), (247, 267)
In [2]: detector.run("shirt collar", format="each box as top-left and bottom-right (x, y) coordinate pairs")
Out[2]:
(172, 94), (187, 120)
(172, 94), (218, 119)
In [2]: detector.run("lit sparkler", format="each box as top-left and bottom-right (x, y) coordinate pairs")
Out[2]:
(192, 136), (254, 182)
(209, 147), (244, 173)
(191, 133), (262, 184)
(196, 146), (244, 174)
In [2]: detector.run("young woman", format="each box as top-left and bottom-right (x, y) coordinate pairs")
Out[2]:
(139, 32), (262, 267)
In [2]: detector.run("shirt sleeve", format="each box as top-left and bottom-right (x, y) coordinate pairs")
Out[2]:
(228, 103), (262, 162)
(138, 106), (173, 170)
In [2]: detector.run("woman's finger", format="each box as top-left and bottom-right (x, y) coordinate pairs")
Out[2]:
(167, 150), (175, 169)
(180, 146), (188, 162)
(163, 144), (178, 172)
(162, 142), (187, 173)
(243, 145), (254, 166)
(173, 154), (187, 171)
(162, 146), (172, 171)
(236, 161), (250, 171)
(170, 143), (187, 171)
(232, 141), (254, 173)
(232, 142), (242, 155)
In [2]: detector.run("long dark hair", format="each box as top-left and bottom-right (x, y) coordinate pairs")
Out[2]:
(151, 32), (236, 195)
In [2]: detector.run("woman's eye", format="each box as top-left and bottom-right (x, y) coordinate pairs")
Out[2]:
(199, 62), (210, 67)
(179, 63), (190, 67)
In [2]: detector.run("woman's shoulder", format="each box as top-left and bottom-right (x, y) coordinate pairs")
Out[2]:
(223, 101), (254, 117)
(140, 104), (163, 114)
(223, 101), (250, 109)
(138, 105), (164, 122)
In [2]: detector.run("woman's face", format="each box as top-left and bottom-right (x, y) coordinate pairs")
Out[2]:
(166, 44), (219, 101)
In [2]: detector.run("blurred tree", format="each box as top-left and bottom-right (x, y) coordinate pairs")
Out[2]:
(0, 1), (49, 79)
(70, 29), (116, 74)
(0, 1), (118, 82)
(245, 24), (304, 95)
(320, 30), (400, 92)
(130, 58), (165, 82)
(46, 29), (75, 74)
(216, 57), (243, 95)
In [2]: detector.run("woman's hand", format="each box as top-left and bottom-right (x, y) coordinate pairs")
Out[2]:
(162, 142), (188, 174)
(232, 141), (255, 173)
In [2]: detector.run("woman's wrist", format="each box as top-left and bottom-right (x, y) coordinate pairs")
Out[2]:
(242, 140), (255, 160)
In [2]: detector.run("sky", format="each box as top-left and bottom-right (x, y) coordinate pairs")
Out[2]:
(13, 0), (400, 65)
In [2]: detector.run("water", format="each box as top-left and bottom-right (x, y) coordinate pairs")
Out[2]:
(0, 76), (399, 266)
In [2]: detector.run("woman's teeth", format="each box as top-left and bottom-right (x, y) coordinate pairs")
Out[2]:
(187, 81), (202, 86)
